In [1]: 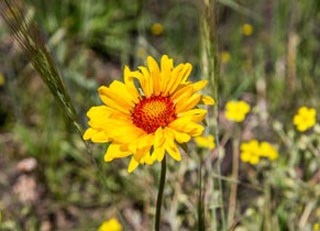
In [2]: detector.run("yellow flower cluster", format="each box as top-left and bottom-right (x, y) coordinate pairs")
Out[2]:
(98, 218), (122, 231)
(293, 106), (317, 132)
(225, 101), (250, 122)
(240, 140), (278, 165)
(194, 135), (215, 150)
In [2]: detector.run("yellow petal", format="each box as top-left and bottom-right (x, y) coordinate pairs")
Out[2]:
(163, 129), (182, 161)
(104, 143), (131, 162)
(142, 151), (154, 165)
(180, 63), (192, 83)
(165, 64), (187, 95)
(128, 133), (154, 153)
(99, 89), (131, 115)
(202, 95), (215, 105)
(160, 55), (173, 74)
(154, 127), (165, 147)
(147, 56), (160, 75)
(91, 131), (110, 143)
(165, 140), (181, 161)
(138, 66), (153, 97)
(153, 146), (165, 162)
(169, 116), (193, 130)
(128, 157), (139, 173)
(167, 127), (191, 143)
(99, 82), (138, 108)
(191, 80), (207, 91)
(175, 93), (201, 113)
(171, 85), (193, 103)
(178, 109), (207, 123)
(83, 127), (96, 140)
(133, 146), (151, 162)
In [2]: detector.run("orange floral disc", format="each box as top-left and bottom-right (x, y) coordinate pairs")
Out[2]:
(132, 96), (177, 133)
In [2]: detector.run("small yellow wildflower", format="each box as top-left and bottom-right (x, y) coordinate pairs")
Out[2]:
(98, 218), (122, 231)
(151, 23), (164, 36)
(220, 51), (231, 64)
(240, 140), (278, 164)
(260, 142), (279, 161)
(0, 73), (5, 86)
(83, 55), (214, 172)
(241, 23), (253, 36)
(225, 101), (250, 122)
(240, 140), (260, 165)
(194, 135), (215, 150)
(293, 106), (317, 132)
(314, 223), (320, 231)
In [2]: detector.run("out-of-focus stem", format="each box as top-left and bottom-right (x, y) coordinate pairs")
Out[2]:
(200, 0), (226, 230)
(227, 136), (240, 227)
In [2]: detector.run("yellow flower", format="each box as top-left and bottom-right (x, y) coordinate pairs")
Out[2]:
(220, 51), (231, 64)
(225, 101), (250, 122)
(241, 23), (253, 36)
(240, 140), (278, 164)
(151, 23), (164, 36)
(194, 135), (215, 150)
(98, 218), (122, 231)
(83, 55), (214, 172)
(314, 223), (320, 231)
(240, 140), (260, 165)
(0, 73), (5, 86)
(260, 142), (279, 161)
(293, 106), (317, 132)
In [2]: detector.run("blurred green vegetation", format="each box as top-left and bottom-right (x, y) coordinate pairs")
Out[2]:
(0, 0), (319, 230)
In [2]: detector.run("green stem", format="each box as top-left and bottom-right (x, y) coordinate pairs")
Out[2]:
(155, 156), (167, 231)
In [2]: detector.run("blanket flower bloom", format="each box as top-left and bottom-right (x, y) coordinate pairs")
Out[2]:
(293, 106), (316, 132)
(83, 55), (214, 172)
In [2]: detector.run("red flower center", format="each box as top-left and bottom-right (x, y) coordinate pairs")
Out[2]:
(132, 96), (177, 133)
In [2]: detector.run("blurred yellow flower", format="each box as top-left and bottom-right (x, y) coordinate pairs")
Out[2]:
(240, 140), (278, 164)
(259, 142), (279, 161)
(293, 106), (316, 132)
(314, 223), (320, 231)
(83, 55), (214, 172)
(220, 51), (231, 64)
(194, 135), (215, 150)
(240, 140), (260, 165)
(98, 218), (122, 231)
(241, 23), (253, 36)
(151, 23), (164, 36)
(0, 73), (5, 86)
(225, 101), (250, 122)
